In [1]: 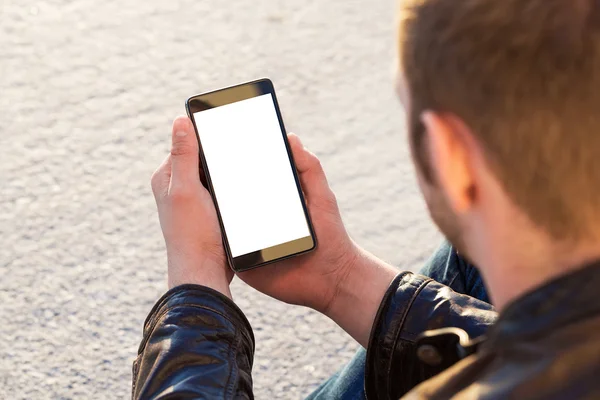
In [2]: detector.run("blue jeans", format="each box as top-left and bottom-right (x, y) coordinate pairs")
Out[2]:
(305, 241), (490, 400)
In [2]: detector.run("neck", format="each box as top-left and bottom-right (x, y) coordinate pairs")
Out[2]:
(473, 233), (600, 311)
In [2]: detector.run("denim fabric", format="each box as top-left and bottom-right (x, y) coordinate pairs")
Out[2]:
(306, 347), (368, 400)
(418, 241), (490, 304)
(305, 240), (490, 400)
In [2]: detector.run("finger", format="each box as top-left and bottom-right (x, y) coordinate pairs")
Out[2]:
(288, 133), (333, 201)
(151, 154), (172, 202)
(170, 116), (200, 190)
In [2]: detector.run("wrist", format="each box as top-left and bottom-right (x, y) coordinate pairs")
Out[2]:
(322, 247), (398, 347)
(316, 241), (362, 315)
(168, 257), (232, 299)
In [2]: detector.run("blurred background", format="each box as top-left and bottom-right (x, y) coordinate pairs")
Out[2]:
(0, 0), (442, 398)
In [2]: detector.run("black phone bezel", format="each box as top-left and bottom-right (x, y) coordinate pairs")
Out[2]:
(186, 78), (317, 272)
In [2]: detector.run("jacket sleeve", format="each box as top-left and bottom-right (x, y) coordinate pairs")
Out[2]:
(365, 272), (498, 399)
(132, 284), (255, 400)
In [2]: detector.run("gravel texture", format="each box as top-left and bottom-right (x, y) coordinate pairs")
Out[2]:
(0, 0), (442, 398)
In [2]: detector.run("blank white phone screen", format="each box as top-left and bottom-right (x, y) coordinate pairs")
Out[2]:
(193, 93), (310, 258)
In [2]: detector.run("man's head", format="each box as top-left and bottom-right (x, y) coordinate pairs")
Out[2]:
(397, 0), (600, 260)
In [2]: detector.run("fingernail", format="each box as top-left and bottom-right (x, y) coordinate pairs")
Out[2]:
(175, 130), (187, 137)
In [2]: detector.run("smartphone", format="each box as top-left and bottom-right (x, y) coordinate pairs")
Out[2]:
(186, 78), (317, 272)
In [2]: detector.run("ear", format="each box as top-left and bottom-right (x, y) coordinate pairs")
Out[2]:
(421, 111), (476, 214)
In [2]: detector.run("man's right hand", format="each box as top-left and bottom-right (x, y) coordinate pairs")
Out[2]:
(238, 134), (399, 346)
(237, 133), (359, 314)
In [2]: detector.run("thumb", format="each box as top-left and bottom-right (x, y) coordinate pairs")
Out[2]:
(288, 133), (333, 202)
(170, 116), (200, 190)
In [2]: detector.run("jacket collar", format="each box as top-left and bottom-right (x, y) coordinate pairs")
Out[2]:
(487, 258), (600, 345)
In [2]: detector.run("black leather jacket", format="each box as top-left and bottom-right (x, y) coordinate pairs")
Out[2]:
(132, 260), (600, 399)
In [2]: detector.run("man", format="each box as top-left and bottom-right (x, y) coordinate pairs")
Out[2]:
(132, 0), (600, 398)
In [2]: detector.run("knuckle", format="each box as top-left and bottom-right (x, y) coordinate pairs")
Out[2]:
(170, 143), (195, 157)
(169, 186), (194, 202)
(323, 191), (339, 210)
(309, 153), (323, 169)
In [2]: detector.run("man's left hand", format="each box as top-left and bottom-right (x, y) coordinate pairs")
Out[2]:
(151, 116), (233, 298)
